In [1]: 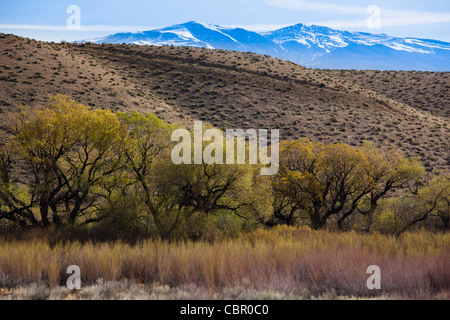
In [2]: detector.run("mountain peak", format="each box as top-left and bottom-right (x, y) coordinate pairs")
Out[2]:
(83, 22), (450, 71)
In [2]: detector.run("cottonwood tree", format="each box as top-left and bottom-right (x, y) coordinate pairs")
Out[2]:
(396, 173), (450, 235)
(0, 95), (127, 227)
(269, 138), (424, 230)
(155, 125), (272, 237)
(118, 111), (179, 237)
(119, 117), (273, 238)
(357, 142), (424, 230)
(270, 138), (372, 229)
(268, 138), (323, 227)
(156, 159), (273, 226)
(0, 143), (39, 227)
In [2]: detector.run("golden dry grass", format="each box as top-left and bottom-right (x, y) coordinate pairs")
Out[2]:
(0, 226), (448, 299)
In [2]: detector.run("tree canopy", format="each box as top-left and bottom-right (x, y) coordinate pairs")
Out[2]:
(0, 95), (445, 239)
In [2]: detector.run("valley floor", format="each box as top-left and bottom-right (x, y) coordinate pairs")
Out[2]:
(1, 280), (448, 300)
(0, 226), (448, 300)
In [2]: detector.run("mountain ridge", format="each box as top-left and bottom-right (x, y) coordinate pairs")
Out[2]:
(83, 21), (450, 71)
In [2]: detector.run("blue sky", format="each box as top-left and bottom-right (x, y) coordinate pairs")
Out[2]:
(1, 0), (449, 42)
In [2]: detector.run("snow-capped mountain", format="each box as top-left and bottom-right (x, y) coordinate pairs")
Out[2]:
(263, 23), (450, 70)
(90, 21), (283, 55)
(84, 21), (450, 71)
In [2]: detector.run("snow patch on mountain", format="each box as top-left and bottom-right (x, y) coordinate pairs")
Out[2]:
(81, 21), (450, 71)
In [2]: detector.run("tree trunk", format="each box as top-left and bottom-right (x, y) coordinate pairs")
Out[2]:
(310, 209), (323, 230)
(39, 198), (50, 227)
(440, 215), (449, 231)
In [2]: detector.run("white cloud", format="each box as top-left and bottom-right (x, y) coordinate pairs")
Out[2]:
(266, 0), (450, 28)
(380, 10), (450, 26)
(266, 0), (364, 15)
(0, 24), (156, 32)
(0, 23), (292, 33)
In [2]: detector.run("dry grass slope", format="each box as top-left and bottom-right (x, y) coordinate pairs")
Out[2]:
(324, 69), (450, 119)
(0, 34), (448, 171)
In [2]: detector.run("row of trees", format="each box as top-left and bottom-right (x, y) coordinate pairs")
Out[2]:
(0, 95), (448, 238)
(271, 138), (449, 234)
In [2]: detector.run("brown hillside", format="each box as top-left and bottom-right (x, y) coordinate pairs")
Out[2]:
(0, 33), (448, 172)
(323, 69), (450, 119)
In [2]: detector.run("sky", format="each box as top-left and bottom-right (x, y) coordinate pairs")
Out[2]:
(0, 0), (449, 42)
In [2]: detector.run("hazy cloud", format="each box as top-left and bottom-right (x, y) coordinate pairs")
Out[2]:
(267, 0), (450, 28)
(0, 24), (156, 32)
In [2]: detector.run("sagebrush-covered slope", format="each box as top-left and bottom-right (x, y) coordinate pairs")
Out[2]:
(0, 33), (448, 171)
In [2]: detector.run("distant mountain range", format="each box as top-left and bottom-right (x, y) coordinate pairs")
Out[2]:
(82, 21), (450, 71)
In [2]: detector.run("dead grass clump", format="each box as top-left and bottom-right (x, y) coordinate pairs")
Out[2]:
(0, 226), (448, 299)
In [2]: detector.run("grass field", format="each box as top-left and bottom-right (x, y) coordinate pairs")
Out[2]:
(0, 226), (448, 300)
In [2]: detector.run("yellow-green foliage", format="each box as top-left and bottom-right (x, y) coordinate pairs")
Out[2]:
(376, 208), (399, 234)
(418, 173), (450, 226)
(271, 139), (424, 229)
(0, 94), (127, 226)
(0, 95), (442, 237)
